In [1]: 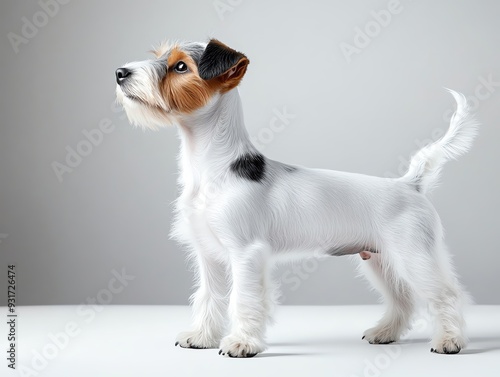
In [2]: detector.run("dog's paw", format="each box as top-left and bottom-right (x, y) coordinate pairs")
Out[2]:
(430, 336), (466, 354)
(218, 334), (265, 358)
(175, 330), (219, 349)
(362, 326), (398, 345)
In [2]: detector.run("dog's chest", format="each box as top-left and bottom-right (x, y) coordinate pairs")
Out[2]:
(172, 182), (226, 246)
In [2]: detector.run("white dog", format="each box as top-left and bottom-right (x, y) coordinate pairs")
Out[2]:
(116, 39), (478, 357)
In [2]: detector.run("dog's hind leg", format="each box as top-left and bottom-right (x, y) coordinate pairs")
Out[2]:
(410, 240), (468, 354)
(359, 251), (416, 344)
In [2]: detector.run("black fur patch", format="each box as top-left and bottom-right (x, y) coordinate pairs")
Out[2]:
(198, 39), (246, 80)
(230, 153), (266, 182)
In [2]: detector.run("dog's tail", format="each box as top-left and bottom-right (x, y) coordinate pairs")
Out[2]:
(400, 89), (479, 194)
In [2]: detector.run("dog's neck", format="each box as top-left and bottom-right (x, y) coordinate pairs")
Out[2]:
(176, 89), (258, 196)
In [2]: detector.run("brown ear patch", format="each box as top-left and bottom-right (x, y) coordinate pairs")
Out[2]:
(161, 48), (216, 114)
(217, 57), (249, 93)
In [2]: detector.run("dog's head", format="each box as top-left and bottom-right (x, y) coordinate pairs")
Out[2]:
(115, 39), (249, 129)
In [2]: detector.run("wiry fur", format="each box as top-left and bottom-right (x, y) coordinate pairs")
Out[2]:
(116, 39), (478, 357)
(401, 89), (479, 193)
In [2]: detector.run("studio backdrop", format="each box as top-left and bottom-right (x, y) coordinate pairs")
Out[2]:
(0, 0), (499, 306)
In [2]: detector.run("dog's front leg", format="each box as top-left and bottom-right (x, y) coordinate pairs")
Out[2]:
(176, 248), (229, 349)
(219, 241), (271, 358)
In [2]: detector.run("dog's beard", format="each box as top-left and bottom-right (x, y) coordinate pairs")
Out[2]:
(116, 86), (176, 130)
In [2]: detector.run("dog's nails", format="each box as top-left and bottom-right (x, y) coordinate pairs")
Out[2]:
(175, 341), (179, 346)
(362, 336), (365, 340)
(219, 349), (222, 355)
(430, 348), (434, 353)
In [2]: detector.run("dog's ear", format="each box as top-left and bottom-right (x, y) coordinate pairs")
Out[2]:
(198, 39), (249, 91)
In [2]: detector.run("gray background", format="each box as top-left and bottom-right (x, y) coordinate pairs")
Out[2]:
(0, 0), (499, 306)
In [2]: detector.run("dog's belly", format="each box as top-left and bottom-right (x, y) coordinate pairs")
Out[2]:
(263, 166), (429, 258)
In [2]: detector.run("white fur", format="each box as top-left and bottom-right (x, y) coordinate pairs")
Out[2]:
(115, 59), (176, 129)
(117, 54), (477, 356)
(401, 89), (479, 193)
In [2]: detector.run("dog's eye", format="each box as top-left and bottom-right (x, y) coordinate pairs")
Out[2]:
(174, 61), (188, 73)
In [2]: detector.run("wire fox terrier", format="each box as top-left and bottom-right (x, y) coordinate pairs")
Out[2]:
(116, 39), (478, 357)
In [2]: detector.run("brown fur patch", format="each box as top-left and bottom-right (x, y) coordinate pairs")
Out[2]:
(161, 48), (216, 114)
(158, 43), (249, 114)
(166, 49), (186, 68)
(217, 57), (250, 94)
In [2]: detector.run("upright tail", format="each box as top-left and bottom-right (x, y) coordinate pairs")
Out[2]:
(400, 89), (479, 194)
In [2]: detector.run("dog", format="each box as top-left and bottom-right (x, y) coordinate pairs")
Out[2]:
(115, 39), (478, 357)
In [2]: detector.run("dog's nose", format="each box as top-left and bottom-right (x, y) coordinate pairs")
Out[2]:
(115, 68), (132, 85)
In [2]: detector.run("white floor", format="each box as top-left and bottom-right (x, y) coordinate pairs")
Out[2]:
(4, 305), (500, 377)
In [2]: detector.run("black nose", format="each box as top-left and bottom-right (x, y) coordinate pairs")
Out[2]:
(115, 68), (132, 85)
